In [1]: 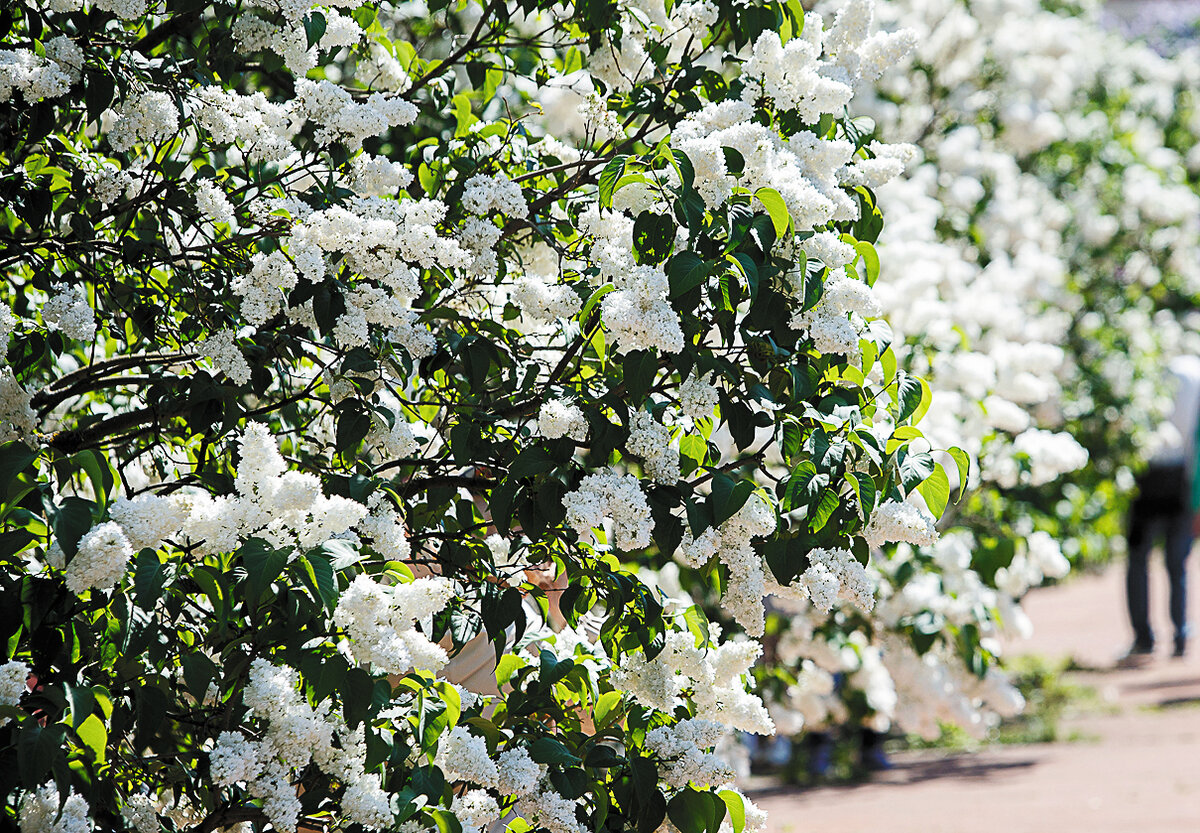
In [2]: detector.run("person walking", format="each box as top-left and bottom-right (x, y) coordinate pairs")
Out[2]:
(1126, 354), (1200, 659)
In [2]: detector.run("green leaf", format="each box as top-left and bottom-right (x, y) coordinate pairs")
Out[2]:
(632, 212), (674, 265)
(75, 450), (114, 512)
(623, 350), (658, 406)
(894, 372), (924, 423)
(717, 791), (746, 833)
(709, 473), (754, 526)
(240, 538), (288, 605)
(84, 70), (115, 125)
(301, 553), (338, 611)
(53, 497), (95, 558)
(18, 722), (66, 786)
(134, 549), (167, 610)
(580, 283), (615, 323)
(809, 489), (839, 532)
(668, 253), (709, 298)
(181, 652), (218, 702)
(335, 401), (372, 453)
(529, 736), (582, 766)
(947, 446), (971, 499)
(593, 690), (623, 728)
(63, 683), (95, 730)
(683, 604), (710, 648)
(304, 11), (327, 48)
(853, 238), (881, 286)
(917, 464), (950, 517)
(342, 667), (375, 728)
(509, 446), (556, 481)
(667, 788), (726, 833)
(75, 714), (107, 763)
(598, 155), (629, 208)
(754, 187), (790, 238)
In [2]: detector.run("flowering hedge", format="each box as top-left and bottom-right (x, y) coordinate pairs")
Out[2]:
(0, 0), (962, 829)
(753, 0), (1200, 743)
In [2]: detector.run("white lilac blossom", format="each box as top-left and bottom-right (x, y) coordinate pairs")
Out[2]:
(512, 276), (581, 321)
(0, 49), (72, 103)
(18, 784), (90, 833)
(120, 795), (158, 833)
(562, 468), (654, 551)
(861, 498), (938, 549)
(196, 181), (236, 226)
(108, 494), (190, 552)
(0, 660), (28, 724)
(611, 630), (774, 734)
(332, 574), (454, 674)
(537, 399), (589, 441)
(210, 659), (396, 832)
(0, 368), (36, 444)
(106, 91), (179, 152)
(626, 410), (679, 484)
(41, 283), (96, 341)
(65, 522), (135, 594)
(643, 718), (734, 789)
(677, 495), (777, 636)
(434, 726), (499, 787)
(677, 374), (718, 420)
(197, 328), (252, 386)
(515, 785), (588, 833)
(799, 547), (874, 612)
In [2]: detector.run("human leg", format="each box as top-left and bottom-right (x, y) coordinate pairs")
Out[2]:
(1164, 512), (1193, 655)
(1126, 508), (1157, 650)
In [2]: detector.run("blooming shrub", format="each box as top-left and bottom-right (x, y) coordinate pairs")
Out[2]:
(749, 0), (1200, 744)
(0, 0), (959, 829)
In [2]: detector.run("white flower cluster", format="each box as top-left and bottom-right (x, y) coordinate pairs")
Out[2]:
(677, 495), (777, 636)
(742, 0), (916, 118)
(798, 546), (874, 612)
(434, 727), (541, 798)
(107, 91), (180, 153)
(0, 47), (72, 104)
(861, 498), (938, 549)
(790, 268), (879, 358)
(192, 87), (298, 165)
(211, 659), (390, 832)
(643, 718), (734, 789)
(537, 399), (588, 442)
(994, 530), (1071, 598)
(332, 574), (454, 675)
(677, 374), (718, 421)
(41, 283), (96, 342)
(295, 79), (418, 151)
(0, 368), (37, 445)
(367, 411), (420, 461)
(463, 172), (529, 218)
(196, 181), (236, 226)
(0, 659), (28, 724)
(108, 493), (190, 552)
(611, 629), (774, 734)
(120, 795), (158, 833)
(512, 276), (581, 322)
(18, 783), (89, 833)
(562, 468), (654, 551)
(349, 153), (414, 197)
(197, 328), (252, 385)
(626, 411), (679, 484)
(231, 250), (299, 327)
(65, 522), (134, 595)
(580, 207), (683, 355)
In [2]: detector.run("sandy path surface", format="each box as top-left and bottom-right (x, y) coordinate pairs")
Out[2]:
(752, 560), (1200, 832)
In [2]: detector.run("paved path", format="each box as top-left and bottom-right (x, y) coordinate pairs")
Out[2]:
(753, 560), (1200, 832)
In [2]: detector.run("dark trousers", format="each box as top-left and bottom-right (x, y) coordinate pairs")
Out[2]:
(1126, 509), (1192, 647)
